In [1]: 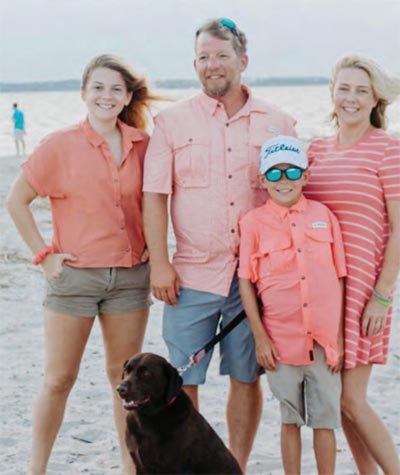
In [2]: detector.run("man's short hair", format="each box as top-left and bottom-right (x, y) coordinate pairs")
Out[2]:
(195, 18), (247, 56)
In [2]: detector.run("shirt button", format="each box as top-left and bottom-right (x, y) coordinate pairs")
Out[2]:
(227, 147), (232, 152)
(301, 275), (306, 280)
(120, 226), (125, 230)
(116, 202), (121, 207)
(291, 223), (296, 227)
(113, 178), (119, 183)
(303, 303), (308, 308)
(231, 229), (235, 234)
(126, 248), (131, 253)
(289, 210), (294, 214)
(188, 138), (193, 142)
(234, 253), (239, 258)
(228, 174), (233, 179)
(225, 123), (229, 127)
(297, 248), (302, 253)
(230, 202), (234, 206)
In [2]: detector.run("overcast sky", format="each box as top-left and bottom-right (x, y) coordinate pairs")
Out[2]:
(1, 0), (399, 83)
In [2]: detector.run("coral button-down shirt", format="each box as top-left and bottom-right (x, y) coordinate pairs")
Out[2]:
(143, 88), (296, 296)
(238, 195), (347, 365)
(22, 119), (149, 268)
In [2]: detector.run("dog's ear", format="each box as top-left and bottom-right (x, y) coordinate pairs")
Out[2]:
(165, 361), (183, 403)
(121, 359), (129, 379)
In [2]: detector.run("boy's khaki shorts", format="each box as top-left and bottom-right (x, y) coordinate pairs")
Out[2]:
(266, 344), (341, 429)
(44, 263), (150, 317)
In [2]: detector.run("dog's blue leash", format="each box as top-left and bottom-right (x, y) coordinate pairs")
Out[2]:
(177, 310), (247, 376)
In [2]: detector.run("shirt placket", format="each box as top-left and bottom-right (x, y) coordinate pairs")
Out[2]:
(100, 144), (132, 263)
(225, 118), (236, 254)
(221, 113), (248, 258)
(289, 209), (314, 361)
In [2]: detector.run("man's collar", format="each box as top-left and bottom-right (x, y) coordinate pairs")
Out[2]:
(198, 85), (270, 117)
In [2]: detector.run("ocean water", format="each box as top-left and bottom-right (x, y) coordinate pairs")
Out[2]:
(1, 86), (399, 157)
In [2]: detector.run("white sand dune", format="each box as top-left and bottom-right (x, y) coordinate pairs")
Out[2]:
(0, 153), (399, 475)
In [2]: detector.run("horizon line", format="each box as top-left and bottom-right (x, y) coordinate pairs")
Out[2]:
(0, 76), (329, 93)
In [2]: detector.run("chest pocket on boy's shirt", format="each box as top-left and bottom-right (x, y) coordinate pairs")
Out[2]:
(173, 136), (210, 188)
(255, 234), (294, 277)
(305, 227), (334, 267)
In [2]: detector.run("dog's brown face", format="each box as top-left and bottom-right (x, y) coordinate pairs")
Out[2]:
(117, 353), (183, 415)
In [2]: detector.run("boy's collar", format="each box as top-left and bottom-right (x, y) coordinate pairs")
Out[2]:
(265, 194), (307, 217)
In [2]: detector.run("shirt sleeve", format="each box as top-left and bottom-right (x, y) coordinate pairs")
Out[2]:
(142, 113), (174, 195)
(238, 214), (258, 281)
(328, 208), (347, 278)
(378, 137), (400, 201)
(21, 133), (62, 197)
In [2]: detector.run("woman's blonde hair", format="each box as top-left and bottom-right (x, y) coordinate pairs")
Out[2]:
(81, 54), (160, 130)
(330, 53), (400, 129)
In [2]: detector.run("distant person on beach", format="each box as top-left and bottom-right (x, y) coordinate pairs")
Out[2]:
(238, 135), (346, 475)
(142, 17), (296, 471)
(6, 54), (160, 475)
(304, 53), (400, 475)
(12, 102), (26, 156)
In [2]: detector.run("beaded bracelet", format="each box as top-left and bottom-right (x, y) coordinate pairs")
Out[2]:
(32, 245), (54, 265)
(372, 288), (391, 308)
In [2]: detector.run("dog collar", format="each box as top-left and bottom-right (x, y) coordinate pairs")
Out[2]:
(167, 396), (177, 406)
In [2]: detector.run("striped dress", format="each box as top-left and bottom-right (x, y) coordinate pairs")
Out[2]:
(304, 128), (400, 368)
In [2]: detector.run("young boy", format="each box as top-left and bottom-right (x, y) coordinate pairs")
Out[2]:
(238, 135), (346, 475)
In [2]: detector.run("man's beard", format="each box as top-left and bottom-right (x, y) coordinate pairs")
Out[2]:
(202, 79), (231, 98)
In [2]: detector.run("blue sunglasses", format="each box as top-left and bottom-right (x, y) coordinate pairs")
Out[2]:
(219, 18), (240, 38)
(265, 167), (304, 182)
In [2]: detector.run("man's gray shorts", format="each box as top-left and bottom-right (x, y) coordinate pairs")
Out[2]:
(163, 275), (259, 385)
(14, 129), (24, 140)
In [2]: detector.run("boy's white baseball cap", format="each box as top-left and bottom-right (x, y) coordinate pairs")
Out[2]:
(259, 135), (308, 174)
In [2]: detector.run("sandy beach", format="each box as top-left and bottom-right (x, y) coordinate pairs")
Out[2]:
(0, 150), (399, 474)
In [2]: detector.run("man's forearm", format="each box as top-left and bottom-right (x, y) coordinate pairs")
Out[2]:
(143, 192), (170, 265)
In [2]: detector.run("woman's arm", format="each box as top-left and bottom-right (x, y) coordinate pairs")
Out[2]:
(362, 200), (400, 337)
(6, 172), (75, 278)
(6, 172), (46, 254)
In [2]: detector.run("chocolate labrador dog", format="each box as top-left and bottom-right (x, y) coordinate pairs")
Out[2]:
(117, 352), (242, 475)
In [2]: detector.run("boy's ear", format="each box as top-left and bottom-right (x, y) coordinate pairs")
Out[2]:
(302, 168), (310, 184)
(258, 174), (268, 187)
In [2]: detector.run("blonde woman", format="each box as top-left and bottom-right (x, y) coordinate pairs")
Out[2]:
(305, 53), (400, 475)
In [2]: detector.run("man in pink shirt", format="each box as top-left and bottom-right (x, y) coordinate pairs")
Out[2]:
(238, 135), (346, 475)
(143, 18), (295, 470)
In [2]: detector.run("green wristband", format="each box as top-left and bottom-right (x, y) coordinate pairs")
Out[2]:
(372, 288), (391, 308)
